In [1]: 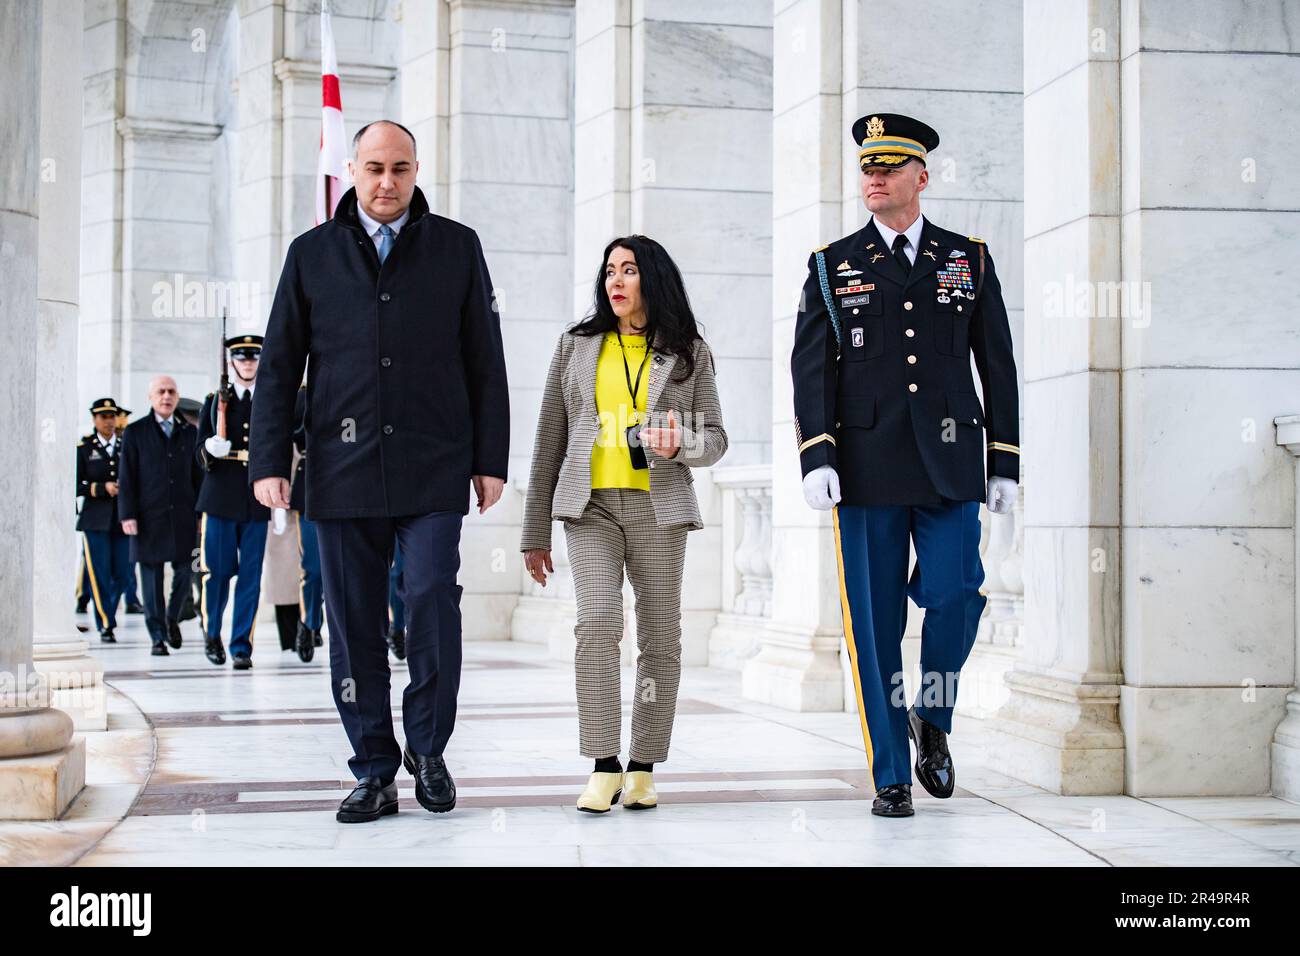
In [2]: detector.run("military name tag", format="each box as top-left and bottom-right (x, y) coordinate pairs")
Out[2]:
(841, 293), (872, 307)
(851, 327), (864, 348)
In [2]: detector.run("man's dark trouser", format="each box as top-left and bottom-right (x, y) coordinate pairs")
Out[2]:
(316, 511), (464, 783)
(138, 561), (193, 646)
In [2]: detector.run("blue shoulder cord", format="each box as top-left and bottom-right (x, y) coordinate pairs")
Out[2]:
(814, 250), (843, 358)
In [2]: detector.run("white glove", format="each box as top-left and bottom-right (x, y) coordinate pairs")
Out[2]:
(802, 465), (842, 511)
(271, 508), (288, 535)
(205, 435), (232, 458)
(987, 477), (1018, 515)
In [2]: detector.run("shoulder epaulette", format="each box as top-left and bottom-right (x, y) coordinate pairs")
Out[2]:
(813, 244), (828, 253)
(968, 236), (986, 244)
(77, 439), (85, 447)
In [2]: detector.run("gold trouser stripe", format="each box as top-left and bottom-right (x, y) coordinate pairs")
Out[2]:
(798, 433), (836, 453)
(987, 441), (1020, 454)
(831, 507), (876, 777)
(82, 534), (108, 627)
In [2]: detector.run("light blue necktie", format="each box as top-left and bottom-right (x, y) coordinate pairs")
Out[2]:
(378, 224), (395, 265)
(161, 418), (173, 438)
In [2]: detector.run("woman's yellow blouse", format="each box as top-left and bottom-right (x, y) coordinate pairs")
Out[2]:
(590, 330), (652, 490)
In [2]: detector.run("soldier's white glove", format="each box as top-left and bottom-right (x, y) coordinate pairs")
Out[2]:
(271, 508), (288, 535)
(987, 477), (1018, 515)
(803, 465), (842, 511)
(205, 435), (232, 458)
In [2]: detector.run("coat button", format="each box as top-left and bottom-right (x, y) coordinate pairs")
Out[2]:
(908, 383), (918, 393)
(852, 308), (859, 315)
(904, 302), (913, 311)
(383, 425), (394, 435)
(957, 305), (963, 312)
(380, 292), (391, 302)
(905, 328), (915, 337)
(907, 355), (917, 364)
(649, 462), (655, 469)
(381, 357), (392, 367)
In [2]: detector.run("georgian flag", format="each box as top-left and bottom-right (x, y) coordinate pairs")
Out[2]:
(315, 0), (348, 224)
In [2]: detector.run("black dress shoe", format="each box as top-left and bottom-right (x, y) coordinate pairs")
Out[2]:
(336, 777), (399, 824)
(99, 628), (116, 643)
(126, 602), (145, 615)
(204, 636), (226, 666)
(232, 654), (252, 670)
(907, 705), (955, 798)
(151, 642), (169, 656)
(295, 622), (314, 663)
(166, 620), (183, 649)
(313, 629), (323, 647)
(871, 783), (914, 817)
(403, 744), (455, 813)
(75, 601), (89, 615)
(76, 623), (90, 633)
(386, 625), (406, 661)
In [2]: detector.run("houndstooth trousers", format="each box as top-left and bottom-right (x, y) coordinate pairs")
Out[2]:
(564, 487), (689, 763)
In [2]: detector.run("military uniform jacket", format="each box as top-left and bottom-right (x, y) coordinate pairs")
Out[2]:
(791, 217), (1019, 506)
(250, 186), (510, 520)
(197, 388), (270, 523)
(117, 415), (203, 564)
(76, 432), (121, 532)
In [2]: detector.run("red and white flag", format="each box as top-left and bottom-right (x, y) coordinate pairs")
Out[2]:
(315, 0), (348, 224)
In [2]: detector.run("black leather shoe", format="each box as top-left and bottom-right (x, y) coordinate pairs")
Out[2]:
(204, 636), (226, 666)
(232, 654), (252, 670)
(871, 783), (914, 817)
(166, 620), (183, 649)
(76, 623), (90, 633)
(336, 777), (399, 824)
(126, 602), (145, 615)
(386, 625), (406, 661)
(313, 629), (323, 647)
(75, 601), (89, 615)
(99, 628), (116, 643)
(907, 705), (955, 798)
(403, 744), (455, 813)
(151, 642), (169, 656)
(295, 622), (314, 663)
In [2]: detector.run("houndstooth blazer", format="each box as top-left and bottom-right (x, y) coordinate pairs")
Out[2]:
(519, 329), (728, 552)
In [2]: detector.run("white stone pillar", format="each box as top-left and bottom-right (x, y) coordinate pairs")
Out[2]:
(1273, 415), (1300, 802)
(983, 0), (1125, 794)
(743, 0), (844, 710)
(32, 0), (106, 732)
(0, 0), (86, 820)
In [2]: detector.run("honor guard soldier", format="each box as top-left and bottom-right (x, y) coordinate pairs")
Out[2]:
(197, 334), (272, 669)
(791, 113), (1020, 818)
(77, 398), (133, 641)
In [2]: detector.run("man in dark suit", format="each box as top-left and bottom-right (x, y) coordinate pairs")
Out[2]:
(76, 398), (131, 642)
(118, 376), (203, 656)
(195, 334), (271, 670)
(791, 113), (1020, 818)
(251, 120), (510, 823)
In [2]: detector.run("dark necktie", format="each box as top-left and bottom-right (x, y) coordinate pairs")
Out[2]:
(891, 233), (911, 276)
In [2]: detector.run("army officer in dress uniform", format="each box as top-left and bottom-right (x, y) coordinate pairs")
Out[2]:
(77, 398), (132, 642)
(196, 334), (271, 669)
(791, 113), (1020, 818)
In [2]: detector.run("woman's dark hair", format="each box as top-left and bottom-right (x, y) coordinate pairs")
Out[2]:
(570, 235), (701, 381)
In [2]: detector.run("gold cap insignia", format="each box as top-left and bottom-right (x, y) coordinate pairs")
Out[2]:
(866, 115), (885, 140)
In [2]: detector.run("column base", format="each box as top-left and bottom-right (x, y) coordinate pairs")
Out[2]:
(741, 623), (843, 712)
(708, 612), (766, 671)
(1272, 692), (1300, 803)
(33, 656), (107, 731)
(982, 668), (1124, 795)
(0, 735), (85, 820)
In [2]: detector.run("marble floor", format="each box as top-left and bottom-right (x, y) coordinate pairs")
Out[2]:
(4, 612), (1300, 866)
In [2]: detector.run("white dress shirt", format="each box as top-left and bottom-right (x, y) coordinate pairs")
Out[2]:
(872, 213), (924, 266)
(356, 202), (410, 255)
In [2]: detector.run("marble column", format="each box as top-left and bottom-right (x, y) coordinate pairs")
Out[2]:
(744, 0), (844, 709)
(983, 0), (1125, 794)
(0, 0), (86, 820)
(1274, 415), (1300, 802)
(1111, 0), (1297, 796)
(33, 0), (106, 732)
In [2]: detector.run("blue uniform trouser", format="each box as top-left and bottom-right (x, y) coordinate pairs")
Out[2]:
(832, 499), (987, 791)
(297, 514), (324, 631)
(83, 529), (131, 631)
(317, 511), (463, 782)
(198, 514), (268, 658)
(124, 561), (140, 605)
(388, 537), (406, 631)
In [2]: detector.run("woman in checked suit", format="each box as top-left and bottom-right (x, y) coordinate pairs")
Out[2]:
(521, 235), (728, 813)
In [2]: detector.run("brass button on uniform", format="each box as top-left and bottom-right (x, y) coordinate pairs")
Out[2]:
(907, 355), (917, 364)
(905, 328), (915, 337)
(957, 305), (963, 312)
(852, 308), (859, 315)
(903, 302), (913, 311)
(908, 383), (918, 393)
